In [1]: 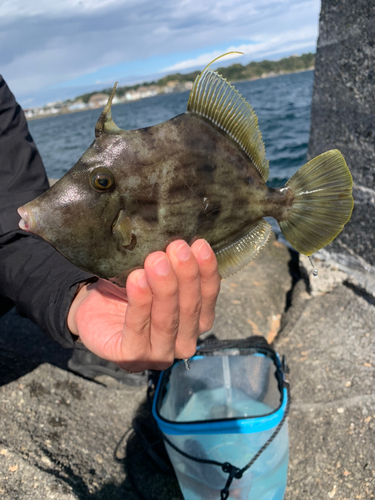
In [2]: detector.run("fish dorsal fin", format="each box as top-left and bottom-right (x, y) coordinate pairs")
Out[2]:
(95, 82), (124, 137)
(214, 219), (272, 279)
(187, 58), (269, 182)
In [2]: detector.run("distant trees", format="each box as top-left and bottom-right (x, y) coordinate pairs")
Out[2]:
(217, 53), (315, 81)
(71, 53), (315, 104)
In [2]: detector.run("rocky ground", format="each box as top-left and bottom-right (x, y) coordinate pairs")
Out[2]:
(0, 233), (374, 500)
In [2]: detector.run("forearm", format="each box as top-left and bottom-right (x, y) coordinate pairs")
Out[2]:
(0, 231), (94, 347)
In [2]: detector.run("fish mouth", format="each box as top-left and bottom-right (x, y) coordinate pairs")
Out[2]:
(17, 207), (37, 234)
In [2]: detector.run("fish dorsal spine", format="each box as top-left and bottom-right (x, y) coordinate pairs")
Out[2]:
(187, 62), (269, 182)
(95, 82), (125, 137)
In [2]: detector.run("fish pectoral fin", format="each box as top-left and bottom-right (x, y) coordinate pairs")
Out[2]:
(187, 56), (269, 182)
(214, 220), (272, 279)
(112, 211), (133, 247)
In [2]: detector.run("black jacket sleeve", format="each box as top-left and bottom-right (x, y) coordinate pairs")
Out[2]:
(0, 76), (95, 348)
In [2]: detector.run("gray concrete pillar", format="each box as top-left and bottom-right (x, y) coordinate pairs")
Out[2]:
(308, 0), (375, 271)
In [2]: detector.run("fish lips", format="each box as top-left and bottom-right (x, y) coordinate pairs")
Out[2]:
(17, 200), (56, 247)
(17, 204), (41, 236)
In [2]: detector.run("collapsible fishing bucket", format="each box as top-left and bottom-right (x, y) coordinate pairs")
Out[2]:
(152, 337), (290, 500)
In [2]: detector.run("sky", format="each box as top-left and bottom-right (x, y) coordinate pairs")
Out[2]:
(0, 0), (321, 108)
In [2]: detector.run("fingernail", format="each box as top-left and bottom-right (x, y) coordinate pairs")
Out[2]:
(153, 255), (170, 276)
(176, 242), (190, 262)
(137, 272), (149, 289)
(198, 240), (211, 260)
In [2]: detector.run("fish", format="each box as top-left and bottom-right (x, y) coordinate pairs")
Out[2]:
(18, 53), (354, 287)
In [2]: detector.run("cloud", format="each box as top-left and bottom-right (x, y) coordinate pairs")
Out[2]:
(0, 0), (320, 107)
(161, 25), (317, 73)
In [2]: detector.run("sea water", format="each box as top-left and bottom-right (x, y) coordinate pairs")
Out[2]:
(28, 70), (313, 188)
(162, 387), (288, 500)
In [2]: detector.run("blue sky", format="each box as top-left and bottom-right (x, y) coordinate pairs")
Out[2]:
(0, 0), (321, 108)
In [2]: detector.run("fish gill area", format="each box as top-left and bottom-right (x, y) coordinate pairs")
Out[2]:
(0, 231), (374, 500)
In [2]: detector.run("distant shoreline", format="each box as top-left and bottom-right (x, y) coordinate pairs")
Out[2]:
(26, 67), (314, 122)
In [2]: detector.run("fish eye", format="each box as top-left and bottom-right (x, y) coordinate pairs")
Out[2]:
(90, 168), (115, 192)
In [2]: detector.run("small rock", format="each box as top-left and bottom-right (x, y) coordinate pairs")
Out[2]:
(337, 407), (344, 414)
(328, 485), (337, 498)
(41, 456), (52, 467)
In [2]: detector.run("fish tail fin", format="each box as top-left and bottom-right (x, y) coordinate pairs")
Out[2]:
(278, 150), (354, 256)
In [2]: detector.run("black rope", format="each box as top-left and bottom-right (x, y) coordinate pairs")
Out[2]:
(160, 382), (291, 500)
(162, 432), (224, 468)
(239, 383), (290, 475)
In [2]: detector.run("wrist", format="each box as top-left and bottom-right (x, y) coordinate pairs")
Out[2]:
(67, 281), (91, 336)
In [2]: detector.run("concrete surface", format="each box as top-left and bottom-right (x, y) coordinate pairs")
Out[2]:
(0, 235), (374, 499)
(212, 232), (298, 344)
(308, 0), (375, 270)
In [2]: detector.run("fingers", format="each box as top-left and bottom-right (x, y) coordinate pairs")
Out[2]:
(166, 240), (202, 359)
(120, 269), (153, 371)
(143, 251), (180, 370)
(119, 239), (220, 371)
(191, 239), (221, 334)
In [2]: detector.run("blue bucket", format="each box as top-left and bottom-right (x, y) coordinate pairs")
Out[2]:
(152, 338), (289, 500)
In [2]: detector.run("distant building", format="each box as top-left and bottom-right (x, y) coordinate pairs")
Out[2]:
(124, 90), (138, 101)
(184, 81), (193, 90)
(124, 86), (159, 101)
(88, 93), (109, 108)
(68, 102), (87, 111)
(136, 86), (159, 99)
(167, 80), (179, 88)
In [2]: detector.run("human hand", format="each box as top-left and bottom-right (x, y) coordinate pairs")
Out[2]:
(67, 239), (220, 372)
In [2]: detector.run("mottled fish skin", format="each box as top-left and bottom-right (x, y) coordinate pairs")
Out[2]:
(19, 54), (353, 284)
(21, 113), (292, 286)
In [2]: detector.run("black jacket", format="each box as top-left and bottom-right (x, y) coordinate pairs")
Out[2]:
(0, 76), (93, 348)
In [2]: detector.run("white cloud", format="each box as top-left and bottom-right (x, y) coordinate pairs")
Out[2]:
(0, 0), (127, 18)
(161, 51), (244, 73)
(0, 0), (321, 106)
(162, 25), (318, 73)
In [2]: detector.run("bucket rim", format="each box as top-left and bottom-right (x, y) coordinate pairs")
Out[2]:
(153, 387), (288, 435)
(152, 349), (287, 436)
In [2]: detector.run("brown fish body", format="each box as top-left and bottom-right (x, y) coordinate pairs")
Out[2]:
(18, 58), (353, 285)
(25, 113), (291, 285)
(97, 113), (292, 247)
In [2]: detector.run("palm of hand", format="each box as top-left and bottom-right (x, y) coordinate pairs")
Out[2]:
(68, 239), (220, 373)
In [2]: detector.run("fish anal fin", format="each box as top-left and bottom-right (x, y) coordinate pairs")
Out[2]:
(187, 59), (269, 182)
(215, 220), (272, 279)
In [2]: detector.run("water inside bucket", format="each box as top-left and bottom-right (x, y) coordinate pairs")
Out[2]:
(175, 387), (273, 421)
(159, 353), (281, 423)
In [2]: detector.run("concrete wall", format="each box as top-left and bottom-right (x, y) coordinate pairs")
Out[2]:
(308, 0), (375, 271)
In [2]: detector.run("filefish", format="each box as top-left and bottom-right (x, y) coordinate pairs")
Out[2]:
(18, 53), (354, 287)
